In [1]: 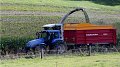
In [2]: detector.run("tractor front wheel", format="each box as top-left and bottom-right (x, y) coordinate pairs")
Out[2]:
(34, 46), (45, 57)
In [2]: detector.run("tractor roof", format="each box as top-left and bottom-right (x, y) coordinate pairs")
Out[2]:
(42, 30), (60, 33)
(42, 24), (62, 28)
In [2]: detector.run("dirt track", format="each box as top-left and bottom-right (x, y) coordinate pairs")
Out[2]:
(0, 10), (65, 16)
(1, 10), (120, 18)
(1, 10), (120, 24)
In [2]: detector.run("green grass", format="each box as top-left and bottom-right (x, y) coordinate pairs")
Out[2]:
(1, 15), (120, 37)
(0, 0), (120, 54)
(1, 0), (120, 13)
(1, 16), (61, 37)
(0, 53), (120, 67)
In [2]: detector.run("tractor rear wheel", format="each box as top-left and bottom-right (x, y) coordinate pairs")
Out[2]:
(54, 43), (66, 54)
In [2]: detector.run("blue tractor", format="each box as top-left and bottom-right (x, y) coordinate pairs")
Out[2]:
(26, 24), (66, 54)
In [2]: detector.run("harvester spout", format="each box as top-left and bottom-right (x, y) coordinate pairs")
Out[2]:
(59, 8), (90, 24)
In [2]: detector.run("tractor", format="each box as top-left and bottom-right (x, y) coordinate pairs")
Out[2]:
(26, 25), (66, 54)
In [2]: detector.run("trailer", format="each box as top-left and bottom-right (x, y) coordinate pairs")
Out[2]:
(64, 23), (116, 45)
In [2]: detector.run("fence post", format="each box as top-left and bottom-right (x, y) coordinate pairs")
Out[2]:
(113, 45), (119, 52)
(41, 48), (43, 59)
(87, 44), (91, 56)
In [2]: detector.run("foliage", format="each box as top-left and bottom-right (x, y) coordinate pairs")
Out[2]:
(113, 22), (120, 46)
(69, 0), (120, 6)
(91, 0), (120, 6)
(0, 37), (33, 52)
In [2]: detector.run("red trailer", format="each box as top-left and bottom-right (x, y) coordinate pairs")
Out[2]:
(63, 23), (117, 55)
(64, 23), (116, 46)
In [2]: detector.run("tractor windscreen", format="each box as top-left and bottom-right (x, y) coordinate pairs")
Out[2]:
(36, 31), (49, 39)
(50, 32), (59, 39)
(44, 27), (53, 30)
(40, 32), (49, 39)
(44, 26), (61, 30)
(36, 31), (59, 40)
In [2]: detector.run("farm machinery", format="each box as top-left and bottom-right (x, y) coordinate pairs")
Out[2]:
(26, 8), (117, 54)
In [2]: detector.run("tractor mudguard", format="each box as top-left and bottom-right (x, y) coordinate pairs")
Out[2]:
(26, 38), (44, 48)
(52, 38), (64, 44)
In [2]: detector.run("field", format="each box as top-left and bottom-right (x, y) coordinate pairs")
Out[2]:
(0, 53), (120, 67)
(0, 0), (120, 65)
(0, 0), (120, 67)
(1, 0), (120, 12)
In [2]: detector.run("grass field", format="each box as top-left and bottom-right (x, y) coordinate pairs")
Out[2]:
(1, 0), (120, 13)
(1, 15), (120, 37)
(0, 53), (120, 67)
(0, 0), (120, 56)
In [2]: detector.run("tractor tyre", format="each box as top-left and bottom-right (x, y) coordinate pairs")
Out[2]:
(54, 43), (66, 54)
(34, 46), (41, 55)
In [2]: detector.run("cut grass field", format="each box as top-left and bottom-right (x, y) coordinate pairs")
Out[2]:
(1, 15), (120, 37)
(0, 53), (120, 67)
(1, 0), (120, 13)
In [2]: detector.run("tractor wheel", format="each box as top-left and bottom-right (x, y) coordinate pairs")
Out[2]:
(26, 48), (35, 57)
(54, 43), (66, 54)
(34, 46), (45, 57)
(34, 46), (41, 55)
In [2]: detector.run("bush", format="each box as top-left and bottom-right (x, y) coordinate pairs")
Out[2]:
(0, 36), (34, 54)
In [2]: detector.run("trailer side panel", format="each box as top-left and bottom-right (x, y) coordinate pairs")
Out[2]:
(64, 29), (116, 45)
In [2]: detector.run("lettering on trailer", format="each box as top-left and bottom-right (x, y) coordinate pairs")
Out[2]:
(86, 33), (108, 36)
(86, 34), (98, 36)
(103, 33), (108, 36)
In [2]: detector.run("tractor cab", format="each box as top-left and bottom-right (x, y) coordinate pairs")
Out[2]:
(36, 30), (61, 44)
(42, 24), (63, 40)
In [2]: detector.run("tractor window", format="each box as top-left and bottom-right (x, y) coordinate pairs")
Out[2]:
(54, 32), (59, 38)
(50, 32), (59, 39)
(41, 32), (49, 39)
(44, 27), (53, 30)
